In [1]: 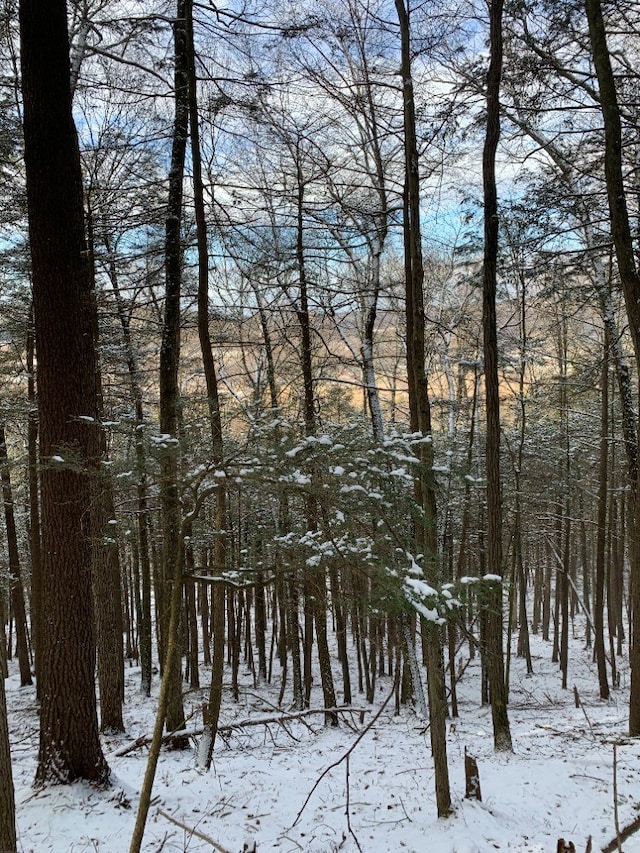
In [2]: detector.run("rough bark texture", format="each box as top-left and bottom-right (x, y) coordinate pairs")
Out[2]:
(481, 0), (512, 753)
(395, 0), (451, 817)
(158, 0), (188, 736)
(20, 0), (108, 785)
(584, 0), (640, 736)
(0, 656), (16, 852)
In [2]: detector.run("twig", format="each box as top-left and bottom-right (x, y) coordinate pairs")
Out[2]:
(613, 743), (621, 852)
(291, 673), (399, 835)
(573, 686), (594, 737)
(345, 753), (363, 853)
(156, 808), (233, 853)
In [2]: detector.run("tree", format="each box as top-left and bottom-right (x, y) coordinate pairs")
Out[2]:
(395, 0), (451, 816)
(0, 424), (32, 687)
(19, 0), (109, 784)
(158, 0), (188, 738)
(187, 0), (229, 767)
(0, 647), (16, 852)
(584, 0), (640, 736)
(481, 0), (512, 752)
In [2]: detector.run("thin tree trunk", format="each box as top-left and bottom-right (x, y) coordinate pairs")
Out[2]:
(158, 0), (189, 737)
(0, 425), (32, 686)
(86, 210), (124, 732)
(595, 332), (610, 699)
(107, 248), (153, 696)
(0, 653), (16, 852)
(396, 0), (451, 815)
(186, 0), (230, 766)
(26, 309), (41, 693)
(480, 0), (512, 752)
(584, 0), (640, 735)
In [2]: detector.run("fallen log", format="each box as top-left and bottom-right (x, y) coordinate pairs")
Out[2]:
(112, 706), (370, 758)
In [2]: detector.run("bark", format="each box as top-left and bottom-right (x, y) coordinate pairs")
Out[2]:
(595, 333), (610, 699)
(560, 510), (570, 690)
(287, 569), (304, 710)
(86, 211), (125, 732)
(106, 239), (153, 696)
(401, 615), (428, 720)
(0, 425), (32, 686)
(26, 309), (41, 693)
(329, 563), (352, 705)
(158, 0), (189, 737)
(584, 0), (640, 735)
(20, 0), (108, 785)
(0, 657), (16, 853)
(292, 142), (337, 723)
(395, 0), (451, 816)
(255, 571), (267, 682)
(186, 0), (230, 765)
(510, 259), (532, 676)
(480, 0), (512, 752)
(130, 506), (191, 853)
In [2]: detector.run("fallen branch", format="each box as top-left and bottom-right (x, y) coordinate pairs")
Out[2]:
(157, 808), (233, 853)
(602, 814), (640, 852)
(291, 672), (400, 853)
(114, 707), (370, 757)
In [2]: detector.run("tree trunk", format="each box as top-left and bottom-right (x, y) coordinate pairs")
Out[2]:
(158, 0), (189, 738)
(595, 331), (610, 699)
(396, 0), (451, 816)
(480, 0), (512, 752)
(20, 0), (108, 785)
(86, 211), (125, 732)
(26, 309), (41, 693)
(0, 656), (16, 853)
(107, 239), (153, 696)
(186, 0), (230, 765)
(0, 425), (32, 686)
(584, 0), (640, 735)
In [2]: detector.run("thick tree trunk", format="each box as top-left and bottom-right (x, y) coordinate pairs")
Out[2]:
(20, 0), (108, 785)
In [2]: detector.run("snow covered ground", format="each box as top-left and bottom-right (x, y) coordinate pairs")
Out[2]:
(7, 622), (640, 852)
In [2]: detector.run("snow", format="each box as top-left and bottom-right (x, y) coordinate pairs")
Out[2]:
(7, 623), (640, 853)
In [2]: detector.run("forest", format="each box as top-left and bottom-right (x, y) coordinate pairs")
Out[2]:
(2, 0), (640, 851)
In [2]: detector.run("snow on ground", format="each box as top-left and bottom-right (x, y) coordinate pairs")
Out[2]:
(7, 622), (640, 853)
